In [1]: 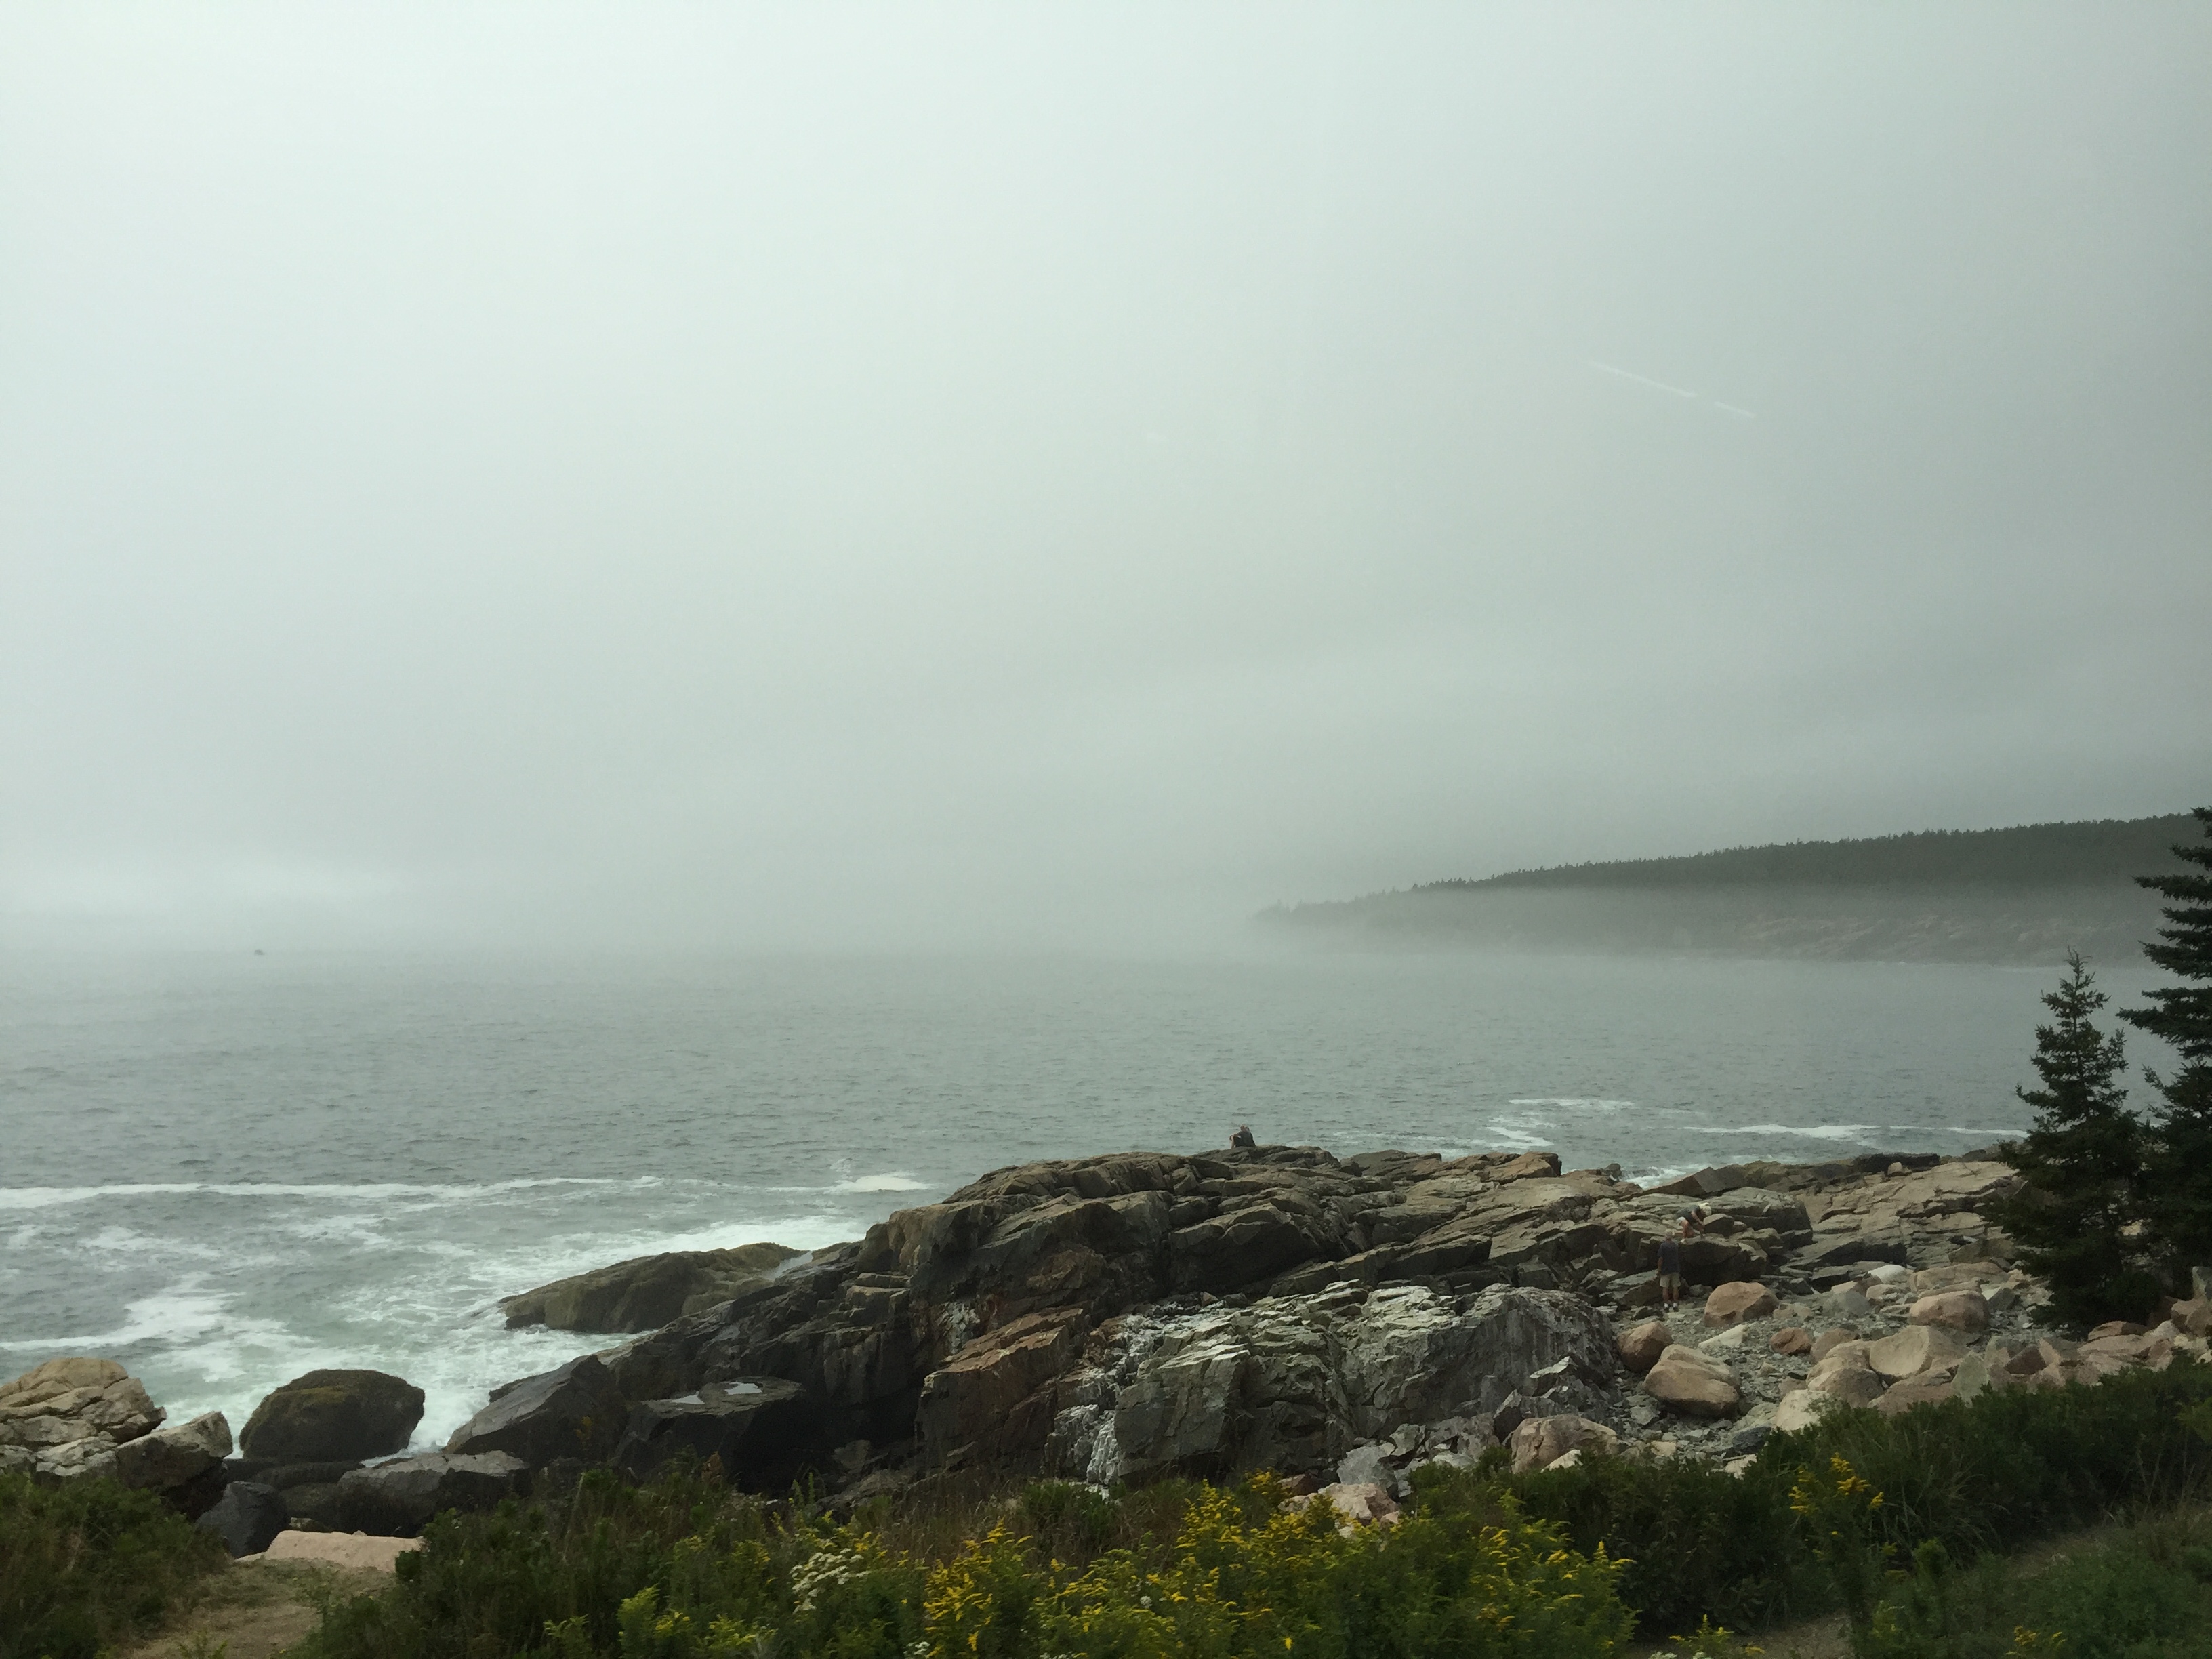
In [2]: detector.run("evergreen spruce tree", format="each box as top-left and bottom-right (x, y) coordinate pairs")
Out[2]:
(2118, 804), (2212, 1287)
(1990, 953), (2158, 1327)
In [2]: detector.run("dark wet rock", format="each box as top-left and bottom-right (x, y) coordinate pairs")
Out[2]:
(611, 1378), (816, 1486)
(447, 1355), (626, 1467)
(501, 1244), (804, 1333)
(239, 1370), (425, 1462)
(335, 1450), (529, 1536)
(195, 1481), (288, 1557)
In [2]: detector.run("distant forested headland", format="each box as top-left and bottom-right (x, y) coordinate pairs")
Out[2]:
(1261, 813), (2198, 965)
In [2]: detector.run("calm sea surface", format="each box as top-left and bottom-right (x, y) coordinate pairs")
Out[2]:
(0, 947), (2163, 1446)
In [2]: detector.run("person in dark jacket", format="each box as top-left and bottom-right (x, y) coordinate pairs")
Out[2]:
(1229, 1124), (1256, 1149)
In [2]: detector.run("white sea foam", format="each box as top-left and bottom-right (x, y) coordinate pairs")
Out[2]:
(1694, 1123), (1881, 1141)
(1505, 1098), (1637, 1111)
(0, 1178), (655, 1212)
(832, 1174), (928, 1193)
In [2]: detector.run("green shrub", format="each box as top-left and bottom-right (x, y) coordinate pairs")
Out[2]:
(0, 1471), (230, 1659)
(1857, 1508), (2212, 1659)
(293, 1465), (1633, 1659)
(1502, 1366), (2212, 1637)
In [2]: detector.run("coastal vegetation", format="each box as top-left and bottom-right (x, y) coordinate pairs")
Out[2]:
(7, 1366), (2207, 1658)
(0, 1469), (227, 1659)
(18, 1364), (2156, 1659)
(1994, 808), (2212, 1316)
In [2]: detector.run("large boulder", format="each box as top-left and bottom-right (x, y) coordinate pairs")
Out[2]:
(1866, 1324), (1967, 1382)
(1907, 1291), (1989, 1333)
(1616, 1320), (1673, 1373)
(1772, 1389), (1837, 1435)
(501, 1244), (804, 1333)
(0, 1358), (167, 1481)
(195, 1482), (289, 1558)
(111, 1412), (232, 1492)
(1875, 1376), (1955, 1416)
(1703, 1283), (1778, 1328)
(335, 1452), (528, 1537)
(447, 1355), (627, 1467)
(611, 1379), (817, 1487)
(1807, 1349), (1887, 1409)
(240, 1370), (425, 1462)
(1507, 1414), (1618, 1473)
(1643, 1346), (1740, 1418)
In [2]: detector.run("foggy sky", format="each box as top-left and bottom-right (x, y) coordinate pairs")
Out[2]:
(4, 3), (2209, 951)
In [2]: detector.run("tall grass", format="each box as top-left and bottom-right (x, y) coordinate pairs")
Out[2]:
(0, 1470), (229, 1659)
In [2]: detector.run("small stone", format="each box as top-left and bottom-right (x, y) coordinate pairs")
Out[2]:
(1769, 1327), (1812, 1355)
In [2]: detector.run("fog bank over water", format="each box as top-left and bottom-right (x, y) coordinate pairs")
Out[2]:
(4, 5), (2209, 951)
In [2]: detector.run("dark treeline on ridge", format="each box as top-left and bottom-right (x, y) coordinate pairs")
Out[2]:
(1420, 813), (2196, 895)
(1264, 813), (2203, 964)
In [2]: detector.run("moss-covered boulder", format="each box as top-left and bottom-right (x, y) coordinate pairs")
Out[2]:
(499, 1242), (802, 1333)
(239, 1369), (424, 1461)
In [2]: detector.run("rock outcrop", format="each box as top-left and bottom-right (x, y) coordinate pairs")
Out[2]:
(0, 1358), (164, 1481)
(420, 1142), (2204, 1496)
(502, 1243), (804, 1333)
(0, 1357), (231, 1508)
(240, 1369), (425, 1462)
(1040, 1283), (1614, 1486)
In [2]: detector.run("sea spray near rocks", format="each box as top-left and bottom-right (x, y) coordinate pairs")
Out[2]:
(8, 951), (2106, 1449)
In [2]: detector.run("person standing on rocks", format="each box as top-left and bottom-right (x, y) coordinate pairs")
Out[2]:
(1229, 1124), (1256, 1149)
(1658, 1210), (1702, 1307)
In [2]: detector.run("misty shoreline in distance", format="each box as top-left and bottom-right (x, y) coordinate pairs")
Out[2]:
(1262, 814), (2194, 966)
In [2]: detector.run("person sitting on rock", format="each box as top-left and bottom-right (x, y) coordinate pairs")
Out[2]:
(1229, 1124), (1256, 1149)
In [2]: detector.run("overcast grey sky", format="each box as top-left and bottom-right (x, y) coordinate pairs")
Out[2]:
(3, 3), (2208, 951)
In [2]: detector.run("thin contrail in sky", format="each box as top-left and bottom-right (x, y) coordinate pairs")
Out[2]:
(1586, 359), (1698, 398)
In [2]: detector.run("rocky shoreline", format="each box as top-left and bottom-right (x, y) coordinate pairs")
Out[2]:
(8, 1142), (2209, 1555)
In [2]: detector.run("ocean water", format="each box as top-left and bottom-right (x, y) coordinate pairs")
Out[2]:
(0, 947), (2162, 1448)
